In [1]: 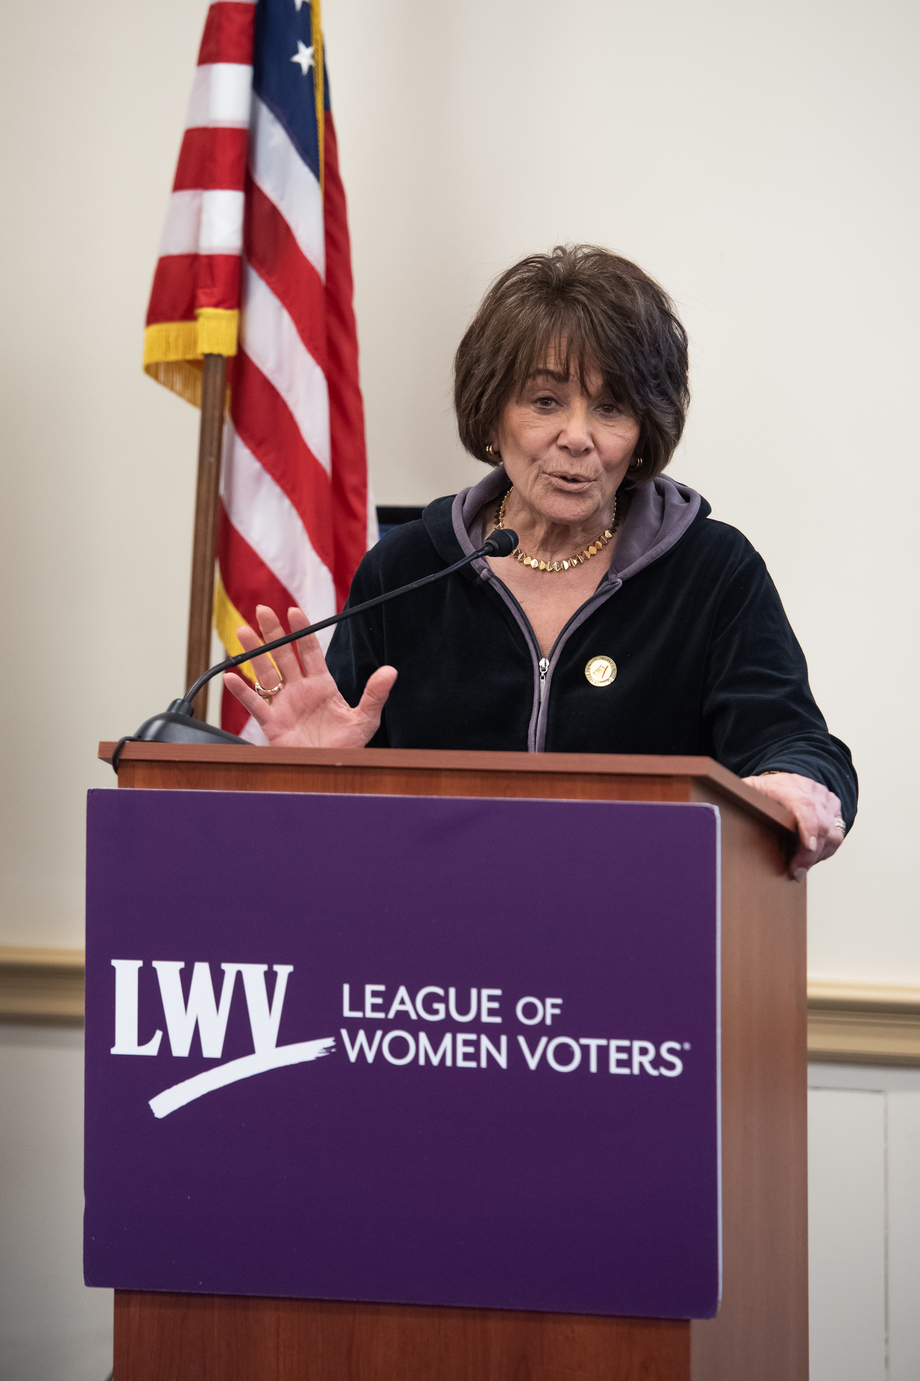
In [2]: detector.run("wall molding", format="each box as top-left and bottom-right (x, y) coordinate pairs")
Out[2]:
(0, 946), (85, 1024)
(807, 980), (920, 1067)
(3, 948), (920, 1064)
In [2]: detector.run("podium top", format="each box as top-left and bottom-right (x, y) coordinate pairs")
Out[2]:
(98, 743), (795, 836)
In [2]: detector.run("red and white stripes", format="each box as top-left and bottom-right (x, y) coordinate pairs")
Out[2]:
(144, 0), (374, 740)
(144, 1), (255, 361)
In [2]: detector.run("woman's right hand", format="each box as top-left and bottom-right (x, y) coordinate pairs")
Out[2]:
(223, 604), (398, 748)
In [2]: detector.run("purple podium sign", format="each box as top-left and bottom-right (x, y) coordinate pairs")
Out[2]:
(84, 788), (720, 1319)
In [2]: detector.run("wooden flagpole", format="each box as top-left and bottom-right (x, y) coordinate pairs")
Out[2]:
(185, 354), (228, 719)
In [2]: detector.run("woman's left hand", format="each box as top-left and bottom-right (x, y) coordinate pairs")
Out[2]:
(741, 771), (846, 881)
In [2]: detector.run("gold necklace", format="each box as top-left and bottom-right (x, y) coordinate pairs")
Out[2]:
(495, 487), (618, 573)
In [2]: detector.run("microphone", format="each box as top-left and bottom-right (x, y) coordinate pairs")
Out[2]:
(116, 529), (519, 760)
(480, 528), (517, 558)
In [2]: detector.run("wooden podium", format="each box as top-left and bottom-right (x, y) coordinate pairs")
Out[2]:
(98, 742), (807, 1381)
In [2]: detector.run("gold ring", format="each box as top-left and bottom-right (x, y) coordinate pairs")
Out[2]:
(255, 678), (285, 701)
(833, 818), (846, 834)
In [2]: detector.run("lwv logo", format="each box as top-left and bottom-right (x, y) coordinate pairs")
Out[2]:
(110, 960), (334, 1119)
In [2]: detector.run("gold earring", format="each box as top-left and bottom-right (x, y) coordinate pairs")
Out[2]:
(485, 443), (501, 459)
(633, 456), (644, 468)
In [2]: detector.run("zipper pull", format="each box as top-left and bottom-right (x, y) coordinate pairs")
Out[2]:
(538, 657), (549, 702)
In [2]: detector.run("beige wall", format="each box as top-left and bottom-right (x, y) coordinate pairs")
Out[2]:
(1, 0), (917, 981)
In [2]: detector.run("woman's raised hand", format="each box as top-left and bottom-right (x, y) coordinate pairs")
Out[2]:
(223, 604), (397, 748)
(742, 771), (846, 880)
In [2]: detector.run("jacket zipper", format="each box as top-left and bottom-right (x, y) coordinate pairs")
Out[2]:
(477, 562), (619, 747)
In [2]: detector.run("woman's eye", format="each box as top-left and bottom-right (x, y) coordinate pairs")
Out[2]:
(533, 395), (558, 407)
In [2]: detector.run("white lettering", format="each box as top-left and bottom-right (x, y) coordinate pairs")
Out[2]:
(342, 983), (363, 1018)
(455, 1032), (478, 1067)
(545, 997), (563, 1026)
(382, 1030), (416, 1065)
(419, 1031), (452, 1065)
(339, 1027), (382, 1063)
(632, 1040), (660, 1075)
(480, 1034), (507, 1068)
(578, 1037), (607, 1072)
(152, 961), (239, 1059)
(658, 1041), (684, 1077)
(515, 996), (544, 1025)
(386, 985), (418, 1021)
(110, 960), (162, 1056)
(449, 988), (477, 1022)
(364, 984), (386, 1018)
(415, 986), (446, 1020)
(236, 965), (292, 1053)
(609, 1039), (631, 1073)
(150, 1038), (335, 1119)
(517, 1034), (548, 1070)
(547, 1036), (581, 1072)
(480, 988), (502, 1023)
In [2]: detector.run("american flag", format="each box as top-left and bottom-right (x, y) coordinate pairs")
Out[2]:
(143, 0), (375, 738)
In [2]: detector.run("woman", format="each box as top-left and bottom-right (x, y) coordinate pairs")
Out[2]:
(225, 246), (856, 879)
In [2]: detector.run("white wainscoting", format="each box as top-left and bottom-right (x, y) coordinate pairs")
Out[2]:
(0, 1025), (113, 1381)
(808, 1065), (920, 1381)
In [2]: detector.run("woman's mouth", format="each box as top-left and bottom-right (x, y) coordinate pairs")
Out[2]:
(549, 472), (592, 488)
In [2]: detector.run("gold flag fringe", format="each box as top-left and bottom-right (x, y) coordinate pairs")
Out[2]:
(196, 308), (239, 355)
(214, 570), (259, 685)
(143, 359), (204, 407)
(143, 310), (239, 409)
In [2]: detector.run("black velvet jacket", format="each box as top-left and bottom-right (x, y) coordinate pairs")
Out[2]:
(327, 475), (857, 827)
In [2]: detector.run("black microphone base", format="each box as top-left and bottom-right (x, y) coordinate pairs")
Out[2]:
(133, 708), (246, 745)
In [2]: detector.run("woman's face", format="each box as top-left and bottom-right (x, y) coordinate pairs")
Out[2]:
(492, 364), (640, 528)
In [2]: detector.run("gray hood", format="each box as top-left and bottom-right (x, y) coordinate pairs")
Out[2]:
(453, 465), (702, 584)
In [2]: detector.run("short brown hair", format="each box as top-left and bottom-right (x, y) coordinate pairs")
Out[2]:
(453, 245), (690, 482)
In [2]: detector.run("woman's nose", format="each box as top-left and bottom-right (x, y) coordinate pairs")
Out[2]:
(559, 404), (591, 452)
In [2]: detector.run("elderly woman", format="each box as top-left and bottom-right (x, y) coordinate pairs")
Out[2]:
(225, 245), (856, 878)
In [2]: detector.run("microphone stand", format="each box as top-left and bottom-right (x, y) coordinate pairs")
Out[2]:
(112, 530), (518, 769)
